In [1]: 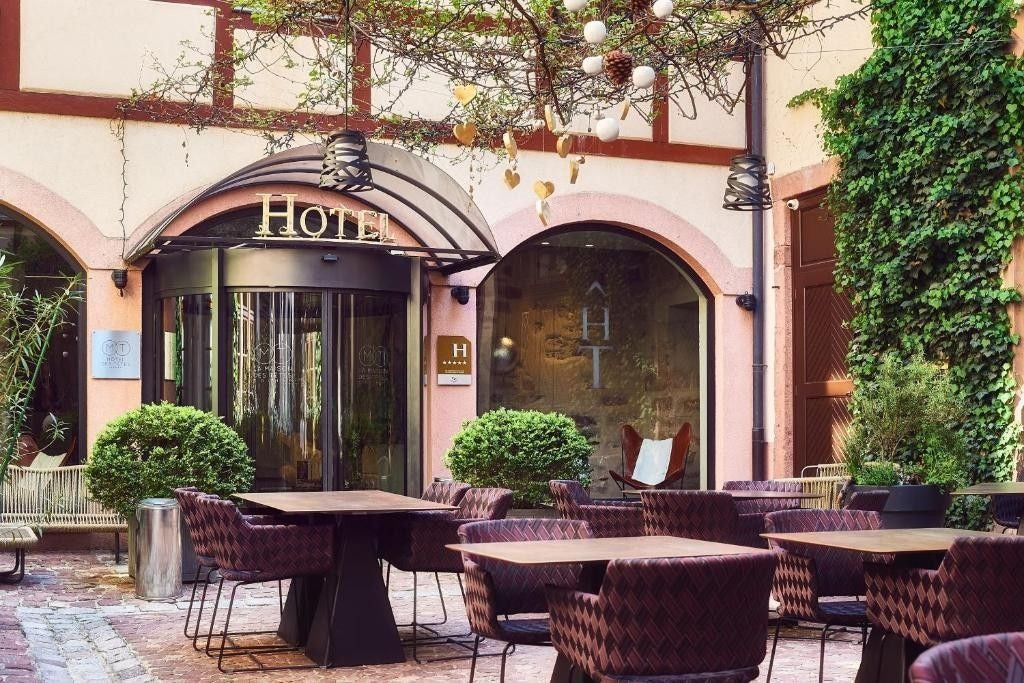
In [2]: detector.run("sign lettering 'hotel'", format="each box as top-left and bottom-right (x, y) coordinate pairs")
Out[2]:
(254, 193), (394, 243)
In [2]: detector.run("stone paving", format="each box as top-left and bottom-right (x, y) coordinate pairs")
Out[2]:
(0, 549), (864, 682)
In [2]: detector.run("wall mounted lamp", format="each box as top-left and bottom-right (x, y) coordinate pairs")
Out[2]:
(111, 269), (128, 296)
(451, 286), (470, 305)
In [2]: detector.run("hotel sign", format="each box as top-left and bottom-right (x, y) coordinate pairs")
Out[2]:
(92, 330), (141, 379)
(437, 336), (472, 386)
(254, 193), (394, 243)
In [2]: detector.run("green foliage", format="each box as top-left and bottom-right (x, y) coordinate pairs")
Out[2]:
(0, 252), (81, 486)
(85, 403), (254, 519)
(843, 355), (968, 491)
(821, 0), (1024, 527)
(444, 408), (592, 508)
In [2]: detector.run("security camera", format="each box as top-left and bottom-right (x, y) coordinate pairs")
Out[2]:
(785, 198), (800, 211)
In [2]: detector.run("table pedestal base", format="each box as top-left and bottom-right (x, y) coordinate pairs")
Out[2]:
(304, 515), (405, 667)
(855, 629), (924, 683)
(277, 576), (322, 646)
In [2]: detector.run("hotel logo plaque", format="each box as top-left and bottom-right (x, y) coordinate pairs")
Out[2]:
(437, 335), (472, 386)
(92, 330), (141, 379)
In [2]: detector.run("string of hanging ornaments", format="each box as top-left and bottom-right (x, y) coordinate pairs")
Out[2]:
(451, 0), (670, 223)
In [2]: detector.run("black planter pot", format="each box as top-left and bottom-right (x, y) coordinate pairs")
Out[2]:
(846, 484), (950, 528)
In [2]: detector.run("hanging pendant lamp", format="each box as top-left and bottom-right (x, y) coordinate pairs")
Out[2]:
(320, 129), (374, 192)
(722, 153), (772, 211)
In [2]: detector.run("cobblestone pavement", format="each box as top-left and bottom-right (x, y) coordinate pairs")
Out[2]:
(0, 550), (864, 682)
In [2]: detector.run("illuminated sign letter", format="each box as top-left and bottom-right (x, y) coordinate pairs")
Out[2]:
(256, 193), (298, 237)
(581, 307), (610, 341)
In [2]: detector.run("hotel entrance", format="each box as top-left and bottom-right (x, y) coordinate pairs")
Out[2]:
(142, 242), (419, 494)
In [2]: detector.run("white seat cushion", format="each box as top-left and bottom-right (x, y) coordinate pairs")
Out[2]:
(631, 438), (673, 486)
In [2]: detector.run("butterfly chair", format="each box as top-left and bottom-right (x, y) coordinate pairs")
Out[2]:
(611, 423), (692, 492)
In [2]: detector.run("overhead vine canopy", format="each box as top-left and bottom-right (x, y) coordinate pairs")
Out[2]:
(126, 0), (869, 153)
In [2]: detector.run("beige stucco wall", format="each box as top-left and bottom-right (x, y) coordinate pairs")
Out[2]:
(20, 0), (214, 100)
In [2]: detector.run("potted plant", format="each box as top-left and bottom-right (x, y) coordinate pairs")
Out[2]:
(842, 354), (969, 528)
(85, 402), (254, 578)
(444, 408), (592, 514)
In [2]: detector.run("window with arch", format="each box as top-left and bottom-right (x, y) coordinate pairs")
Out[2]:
(0, 209), (83, 463)
(477, 226), (710, 496)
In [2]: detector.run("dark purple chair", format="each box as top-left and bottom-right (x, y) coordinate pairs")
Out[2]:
(174, 487), (286, 652)
(421, 480), (471, 505)
(549, 480), (643, 538)
(379, 487), (513, 659)
(909, 631), (1024, 682)
(641, 490), (767, 548)
(547, 552), (777, 681)
(844, 489), (891, 512)
(764, 508), (886, 682)
(866, 536), (1024, 648)
(195, 495), (334, 673)
(991, 495), (1024, 532)
(458, 518), (593, 682)
(724, 480), (803, 515)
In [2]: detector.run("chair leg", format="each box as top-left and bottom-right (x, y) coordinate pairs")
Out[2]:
(114, 533), (121, 564)
(183, 564), (203, 639)
(434, 572), (448, 625)
(277, 580), (284, 616)
(457, 574), (466, 602)
(192, 572), (214, 652)
(818, 624), (831, 683)
(0, 549), (25, 584)
(468, 636), (481, 683)
(499, 641), (514, 683)
(216, 582), (242, 673)
(385, 561), (391, 590)
(204, 576), (225, 656)
(765, 618), (782, 682)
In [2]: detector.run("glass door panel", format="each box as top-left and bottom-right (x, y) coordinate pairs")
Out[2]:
(333, 293), (407, 493)
(230, 292), (324, 492)
(161, 294), (213, 411)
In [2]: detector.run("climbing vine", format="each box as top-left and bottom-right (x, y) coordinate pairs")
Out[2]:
(819, 0), (1024, 526)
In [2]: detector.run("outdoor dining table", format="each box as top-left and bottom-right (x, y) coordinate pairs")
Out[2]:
(233, 490), (456, 667)
(952, 482), (1024, 533)
(448, 534), (772, 683)
(761, 527), (1003, 683)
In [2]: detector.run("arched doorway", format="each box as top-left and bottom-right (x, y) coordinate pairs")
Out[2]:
(477, 225), (713, 496)
(0, 207), (84, 462)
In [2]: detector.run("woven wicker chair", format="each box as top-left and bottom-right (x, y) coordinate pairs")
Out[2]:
(641, 490), (767, 548)
(379, 487), (513, 661)
(724, 480), (803, 515)
(866, 536), (1024, 649)
(196, 495), (334, 673)
(458, 518), (593, 682)
(547, 552), (777, 681)
(611, 423), (692, 492)
(909, 631), (1024, 682)
(549, 480), (643, 538)
(991, 495), (1024, 532)
(0, 463), (127, 560)
(764, 508), (886, 682)
(383, 479), (471, 631)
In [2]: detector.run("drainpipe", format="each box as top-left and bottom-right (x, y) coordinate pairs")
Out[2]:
(749, 45), (767, 480)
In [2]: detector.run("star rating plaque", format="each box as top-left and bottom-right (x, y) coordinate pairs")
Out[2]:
(437, 335), (472, 386)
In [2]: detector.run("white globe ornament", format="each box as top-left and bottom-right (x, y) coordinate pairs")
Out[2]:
(582, 55), (604, 76)
(583, 20), (607, 44)
(652, 0), (674, 19)
(632, 65), (657, 89)
(563, 0), (588, 11)
(595, 117), (620, 142)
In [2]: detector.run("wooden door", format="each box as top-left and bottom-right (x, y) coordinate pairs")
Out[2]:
(792, 192), (853, 473)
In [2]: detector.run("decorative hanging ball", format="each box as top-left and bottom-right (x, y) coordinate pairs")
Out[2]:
(652, 0), (674, 19)
(595, 117), (620, 142)
(583, 20), (608, 44)
(632, 65), (657, 89)
(603, 50), (634, 87)
(582, 55), (604, 76)
(532, 118), (546, 131)
(563, 0), (588, 11)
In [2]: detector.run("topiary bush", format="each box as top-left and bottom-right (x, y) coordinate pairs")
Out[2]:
(85, 403), (254, 520)
(444, 408), (592, 508)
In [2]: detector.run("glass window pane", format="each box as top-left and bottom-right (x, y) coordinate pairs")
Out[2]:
(161, 294), (213, 411)
(230, 292), (324, 492)
(478, 229), (705, 496)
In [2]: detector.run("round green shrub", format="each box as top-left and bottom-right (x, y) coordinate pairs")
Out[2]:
(85, 403), (254, 519)
(444, 408), (592, 508)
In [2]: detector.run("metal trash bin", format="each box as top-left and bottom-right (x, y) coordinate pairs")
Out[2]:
(135, 498), (182, 600)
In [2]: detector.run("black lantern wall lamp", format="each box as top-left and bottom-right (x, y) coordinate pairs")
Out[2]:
(722, 153), (773, 211)
(111, 269), (128, 296)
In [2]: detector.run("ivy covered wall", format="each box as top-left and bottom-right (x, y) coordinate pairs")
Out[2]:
(819, 0), (1024, 518)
